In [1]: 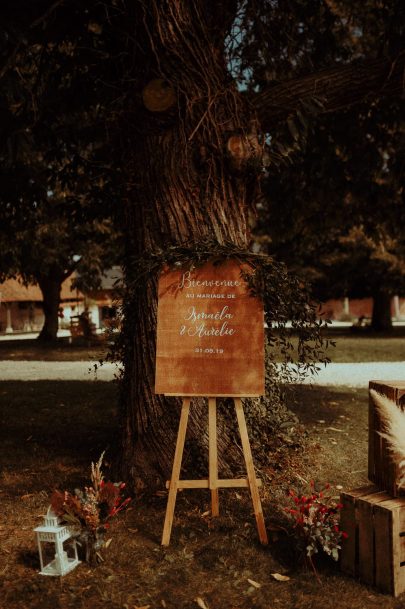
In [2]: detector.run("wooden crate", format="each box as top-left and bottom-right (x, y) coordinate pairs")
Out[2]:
(368, 381), (405, 497)
(340, 486), (405, 596)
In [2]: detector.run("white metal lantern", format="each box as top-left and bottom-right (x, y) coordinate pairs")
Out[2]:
(34, 506), (80, 576)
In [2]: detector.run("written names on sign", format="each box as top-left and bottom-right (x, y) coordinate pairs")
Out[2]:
(180, 305), (235, 337)
(155, 259), (264, 397)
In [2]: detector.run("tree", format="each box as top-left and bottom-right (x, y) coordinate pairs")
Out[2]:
(0, 0), (122, 341)
(116, 0), (404, 483)
(0, 193), (120, 342)
(251, 1), (405, 330)
(1, 0), (404, 483)
(256, 100), (405, 330)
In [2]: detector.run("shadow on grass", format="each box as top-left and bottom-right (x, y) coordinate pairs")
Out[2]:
(0, 381), (119, 495)
(0, 380), (399, 609)
(283, 384), (364, 425)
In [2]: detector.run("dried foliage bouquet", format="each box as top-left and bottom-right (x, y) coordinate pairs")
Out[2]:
(285, 482), (347, 567)
(51, 452), (130, 562)
(370, 389), (405, 487)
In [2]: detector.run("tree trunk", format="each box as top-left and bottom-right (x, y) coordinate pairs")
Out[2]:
(37, 275), (63, 343)
(371, 290), (393, 332)
(120, 1), (257, 488)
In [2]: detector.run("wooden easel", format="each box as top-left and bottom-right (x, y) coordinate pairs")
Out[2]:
(161, 396), (268, 546)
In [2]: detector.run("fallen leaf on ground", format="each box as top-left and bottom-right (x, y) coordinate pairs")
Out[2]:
(271, 573), (290, 582)
(247, 578), (261, 588)
(195, 597), (209, 609)
(201, 511), (210, 517)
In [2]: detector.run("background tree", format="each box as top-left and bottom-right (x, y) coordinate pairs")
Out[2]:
(0, 0), (123, 341)
(251, 0), (405, 330)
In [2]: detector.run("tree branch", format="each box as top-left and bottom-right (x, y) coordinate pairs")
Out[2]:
(0, 0), (66, 80)
(253, 52), (405, 132)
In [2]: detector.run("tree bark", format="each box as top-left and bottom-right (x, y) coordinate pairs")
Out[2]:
(371, 290), (393, 332)
(253, 52), (405, 132)
(120, 1), (255, 488)
(37, 274), (63, 343)
(118, 3), (405, 489)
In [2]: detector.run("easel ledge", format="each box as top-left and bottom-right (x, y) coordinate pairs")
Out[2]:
(161, 395), (268, 546)
(164, 393), (261, 397)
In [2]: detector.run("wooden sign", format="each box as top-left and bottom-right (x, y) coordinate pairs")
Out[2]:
(155, 259), (264, 396)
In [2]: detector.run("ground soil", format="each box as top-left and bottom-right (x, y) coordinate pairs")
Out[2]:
(1, 380), (404, 608)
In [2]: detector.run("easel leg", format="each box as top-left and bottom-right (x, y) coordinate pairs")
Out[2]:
(234, 398), (268, 545)
(208, 398), (219, 516)
(161, 398), (191, 546)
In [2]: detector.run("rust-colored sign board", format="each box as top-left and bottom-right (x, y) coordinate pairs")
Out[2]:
(155, 259), (264, 396)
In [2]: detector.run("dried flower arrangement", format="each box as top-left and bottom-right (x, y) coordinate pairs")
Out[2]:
(285, 482), (347, 570)
(50, 452), (130, 563)
(370, 389), (405, 487)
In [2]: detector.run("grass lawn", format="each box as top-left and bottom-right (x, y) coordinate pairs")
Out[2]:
(0, 380), (400, 609)
(322, 327), (405, 362)
(267, 326), (405, 363)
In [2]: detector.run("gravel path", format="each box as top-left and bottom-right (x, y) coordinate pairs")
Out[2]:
(0, 360), (403, 386)
(300, 361), (405, 387)
(0, 360), (122, 381)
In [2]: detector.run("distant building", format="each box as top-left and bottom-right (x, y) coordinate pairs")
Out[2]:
(319, 296), (405, 322)
(0, 276), (84, 334)
(0, 268), (123, 335)
(84, 266), (123, 330)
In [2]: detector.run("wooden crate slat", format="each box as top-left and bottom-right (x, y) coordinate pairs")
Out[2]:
(368, 388), (381, 486)
(358, 498), (375, 585)
(399, 532), (405, 564)
(399, 508), (405, 532)
(340, 487), (405, 596)
(392, 505), (405, 597)
(340, 492), (359, 575)
(374, 504), (394, 594)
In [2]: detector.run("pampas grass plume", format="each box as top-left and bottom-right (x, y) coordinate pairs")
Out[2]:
(370, 389), (405, 488)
